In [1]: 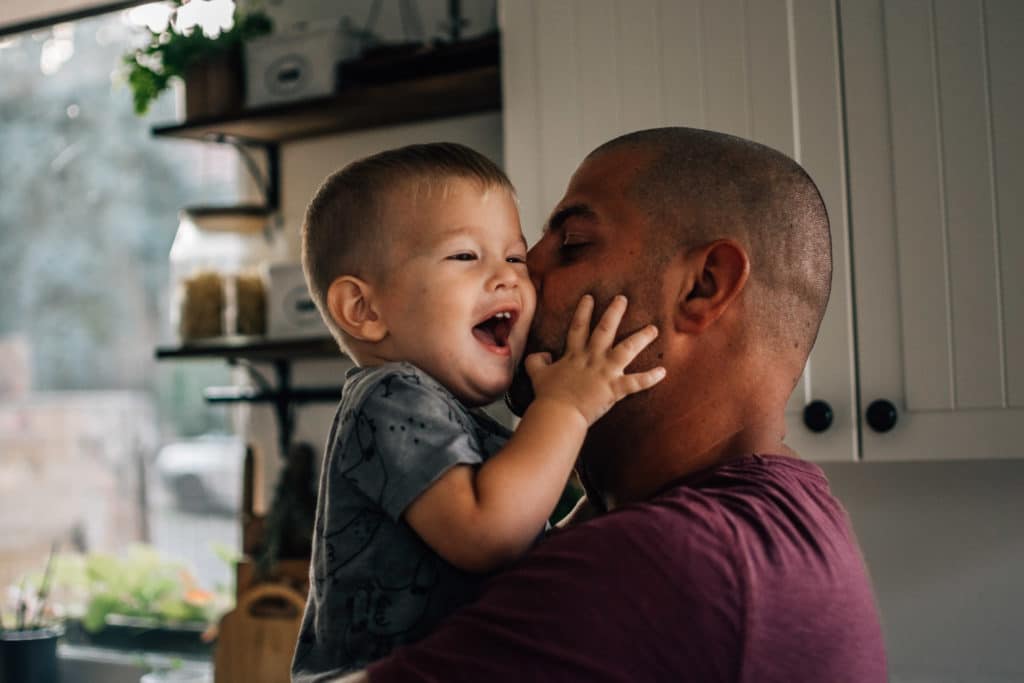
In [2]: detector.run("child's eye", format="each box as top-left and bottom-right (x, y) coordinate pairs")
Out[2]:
(447, 252), (477, 261)
(506, 255), (527, 265)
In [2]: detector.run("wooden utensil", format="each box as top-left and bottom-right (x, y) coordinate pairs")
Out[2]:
(214, 583), (305, 683)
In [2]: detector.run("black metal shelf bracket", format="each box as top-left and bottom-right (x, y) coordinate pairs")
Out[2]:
(207, 358), (341, 460)
(203, 134), (280, 212)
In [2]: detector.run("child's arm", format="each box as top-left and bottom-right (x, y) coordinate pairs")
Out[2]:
(404, 295), (664, 572)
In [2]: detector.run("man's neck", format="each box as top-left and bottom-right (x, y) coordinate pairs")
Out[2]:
(582, 399), (788, 510)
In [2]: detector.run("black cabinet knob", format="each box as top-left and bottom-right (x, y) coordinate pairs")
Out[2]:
(866, 399), (898, 433)
(803, 400), (834, 433)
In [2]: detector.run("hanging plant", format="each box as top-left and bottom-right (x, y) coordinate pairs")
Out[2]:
(122, 0), (272, 115)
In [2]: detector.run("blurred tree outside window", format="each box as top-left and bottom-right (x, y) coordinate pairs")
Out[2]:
(0, 5), (246, 601)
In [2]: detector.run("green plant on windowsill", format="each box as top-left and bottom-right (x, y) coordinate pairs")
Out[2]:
(8, 545), (238, 654)
(122, 0), (271, 115)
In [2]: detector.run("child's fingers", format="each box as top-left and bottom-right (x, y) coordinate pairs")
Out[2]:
(608, 324), (660, 367)
(523, 351), (553, 378)
(615, 366), (667, 397)
(587, 295), (628, 352)
(564, 295), (594, 353)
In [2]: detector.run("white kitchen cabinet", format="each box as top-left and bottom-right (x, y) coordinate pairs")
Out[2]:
(842, 0), (1024, 461)
(501, 0), (859, 461)
(501, 0), (1024, 462)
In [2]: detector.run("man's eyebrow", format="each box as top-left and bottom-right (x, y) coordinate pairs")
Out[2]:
(545, 204), (595, 233)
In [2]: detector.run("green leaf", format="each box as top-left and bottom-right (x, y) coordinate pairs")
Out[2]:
(83, 594), (128, 632)
(119, 6), (273, 116)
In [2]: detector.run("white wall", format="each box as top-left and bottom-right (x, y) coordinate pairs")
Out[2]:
(823, 461), (1024, 683)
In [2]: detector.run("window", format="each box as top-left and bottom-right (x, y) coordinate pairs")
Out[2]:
(0, 5), (246, 602)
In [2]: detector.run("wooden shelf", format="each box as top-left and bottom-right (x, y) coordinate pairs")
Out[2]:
(155, 335), (342, 362)
(152, 65), (501, 145)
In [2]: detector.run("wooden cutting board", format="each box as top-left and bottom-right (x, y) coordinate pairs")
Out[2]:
(214, 584), (305, 683)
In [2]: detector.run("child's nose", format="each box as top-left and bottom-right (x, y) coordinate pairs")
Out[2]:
(489, 261), (520, 290)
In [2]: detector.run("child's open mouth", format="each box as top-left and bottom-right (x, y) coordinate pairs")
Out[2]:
(472, 309), (518, 355)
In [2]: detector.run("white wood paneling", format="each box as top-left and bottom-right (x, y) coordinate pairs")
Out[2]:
(746, 0), (795, 155)
(535, 2), (584, 236)
(843, 0), (1024, 460)
(499, 0), (544, 241)
(575, 0), (622, 160)
(502, 0), (856, 461)
(700, 0), (750, 138)
(782, 0), (857, 463)
(884, 0), (955, 412)
(615, 0), (662, 132)
(934, 0), (1003, 409)
(986, 0), (1024, 408)
(840, 0), (903, 432)
(658, 0), (705, 128)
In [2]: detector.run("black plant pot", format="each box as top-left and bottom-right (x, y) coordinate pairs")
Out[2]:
(0, 627), (61, 683)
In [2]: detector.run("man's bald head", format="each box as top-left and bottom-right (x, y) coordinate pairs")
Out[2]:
(589, 127), (832, 366)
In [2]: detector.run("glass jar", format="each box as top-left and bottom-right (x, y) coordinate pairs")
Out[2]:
(169, 207), (285, 342)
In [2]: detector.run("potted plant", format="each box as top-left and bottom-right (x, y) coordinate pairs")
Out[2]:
(122, 0), (272, 118)
(17, 545), (235, 656)
(0, 625), (62, 683)
(1, 549), (62, 683)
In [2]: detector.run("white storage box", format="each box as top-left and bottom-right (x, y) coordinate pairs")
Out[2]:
(267, 263), (328, 338)
(244, 23), (344, 108)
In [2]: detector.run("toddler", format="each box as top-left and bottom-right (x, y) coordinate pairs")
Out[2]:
(291, 142), (664, 680)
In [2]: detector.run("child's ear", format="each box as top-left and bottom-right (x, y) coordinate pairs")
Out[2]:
(326, 276), (388, 342)
(674, 239), (750, 334)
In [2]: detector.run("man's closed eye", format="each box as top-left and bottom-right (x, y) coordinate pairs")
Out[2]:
(559, 233), (590, 259)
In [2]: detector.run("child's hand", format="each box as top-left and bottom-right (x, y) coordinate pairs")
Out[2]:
(524, 294), (665, 426)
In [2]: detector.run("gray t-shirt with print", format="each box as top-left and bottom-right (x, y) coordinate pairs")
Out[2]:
(291, 362), (511, 681)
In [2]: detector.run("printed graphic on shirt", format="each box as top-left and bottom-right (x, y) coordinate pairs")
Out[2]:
(291, 363), (511, 679)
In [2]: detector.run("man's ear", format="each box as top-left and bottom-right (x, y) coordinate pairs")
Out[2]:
(674, 239), (750, 333)
(326, 275), (389, 342)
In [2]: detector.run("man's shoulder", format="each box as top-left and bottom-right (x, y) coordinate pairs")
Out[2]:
(549, 495), (741, 590)
(559, 454), (849, 579)
(647, 454), (848, 546)
(653, 453), (836, 519)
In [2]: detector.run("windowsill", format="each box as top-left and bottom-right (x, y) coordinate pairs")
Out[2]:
(58, 644), (211, 683)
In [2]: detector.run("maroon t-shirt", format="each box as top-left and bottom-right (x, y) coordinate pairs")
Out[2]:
(369, 454), (887, 682)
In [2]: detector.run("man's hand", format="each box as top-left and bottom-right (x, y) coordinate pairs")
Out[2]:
(525, 295), (665, 426)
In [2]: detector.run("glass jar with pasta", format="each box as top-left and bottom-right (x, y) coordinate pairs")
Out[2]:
(169, 207), (284, 342)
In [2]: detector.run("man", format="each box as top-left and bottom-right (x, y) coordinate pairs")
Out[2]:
(336, 127), (887, 682)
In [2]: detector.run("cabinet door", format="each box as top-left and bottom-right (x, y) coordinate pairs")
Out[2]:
(501, 0), (857, 461)
(842, 0), (1024, 460)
